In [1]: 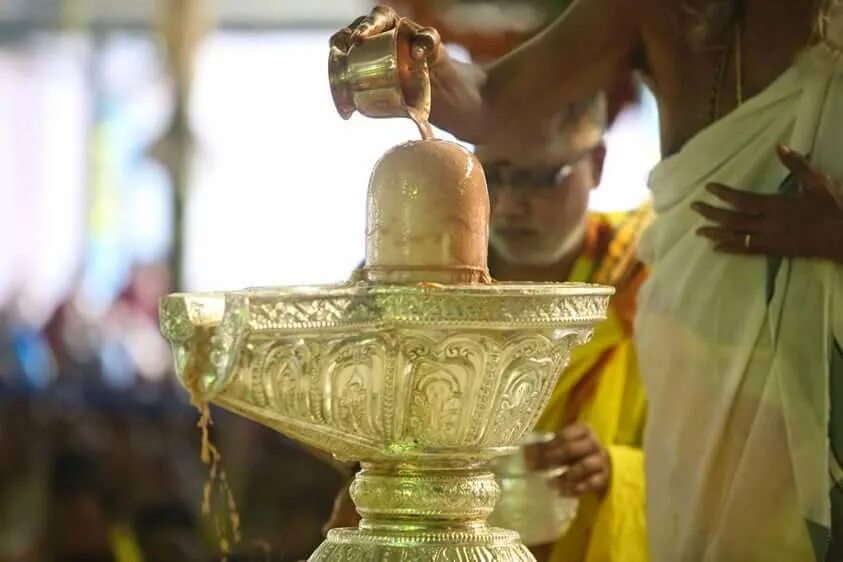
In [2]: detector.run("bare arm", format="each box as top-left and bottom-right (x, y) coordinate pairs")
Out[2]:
(334, 1), (642, 144)
(428, 0), (642, 143)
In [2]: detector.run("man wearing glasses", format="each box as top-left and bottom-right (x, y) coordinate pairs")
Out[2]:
(482, 94), (650, 562)
(323, 95), (651, 562)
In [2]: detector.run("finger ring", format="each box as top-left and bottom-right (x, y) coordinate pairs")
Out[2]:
(744, 233), (752, 248)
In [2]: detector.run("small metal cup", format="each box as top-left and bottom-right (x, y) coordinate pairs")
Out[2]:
(329, 20), (431, 122)
(489, 431), (580, 546)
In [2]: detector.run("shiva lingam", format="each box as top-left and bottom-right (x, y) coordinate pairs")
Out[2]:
(159, 23), (612, 561)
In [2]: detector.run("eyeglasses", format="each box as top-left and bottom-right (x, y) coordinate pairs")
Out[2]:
(484, 147), (597, 195)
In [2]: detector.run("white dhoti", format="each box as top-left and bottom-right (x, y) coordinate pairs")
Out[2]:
(636, 13), (843, 562)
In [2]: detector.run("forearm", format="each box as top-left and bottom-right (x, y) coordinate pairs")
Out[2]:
(428, 55), (489, 143)
(428, 55), (607, 146)
(428, 0), (641, 145)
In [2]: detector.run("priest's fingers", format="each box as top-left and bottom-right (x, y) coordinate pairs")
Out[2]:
(574, 472), (610, 495)
(525, 437), (590, 469)
(778, 145), (843, 208)
(564, 453), (605, 482)
(522, 442), (546, 470)
(558, 453), (610, 496)
(558, 435), (599, 465)
(703, 231), (783, 256)
(696, 226), (761, 250)
(555, 425), (600, 464)
(528, 432), (596, 469)
(559, 423), (590, 441)
(330, 16), (368, 52)
(704, 226), (828, 259)
(411, 26), (442, 62)
(349, 6), (401, 44)
(777, 146), (824, 192)
(691, 202), (764, 231)
(705, 183), (783, 213)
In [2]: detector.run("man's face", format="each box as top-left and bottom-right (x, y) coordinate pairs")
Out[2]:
(480, 139), (605, 266)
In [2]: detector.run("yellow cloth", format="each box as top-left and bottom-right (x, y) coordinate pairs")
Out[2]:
(110, 525), (144, 562)
(533, 211), (650, 562)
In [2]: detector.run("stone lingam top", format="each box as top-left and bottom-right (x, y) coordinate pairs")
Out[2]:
(362, 139), (491, 284)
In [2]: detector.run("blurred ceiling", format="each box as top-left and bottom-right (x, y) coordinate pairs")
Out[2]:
(386, 0), (569, 61)
(0, 0), (571, 32)
(0, 0), (378, 30)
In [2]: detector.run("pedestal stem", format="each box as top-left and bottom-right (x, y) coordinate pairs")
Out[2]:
(309, 461), (534, 561)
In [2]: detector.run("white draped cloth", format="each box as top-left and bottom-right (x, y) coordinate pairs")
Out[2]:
(636, 5), (843, 561)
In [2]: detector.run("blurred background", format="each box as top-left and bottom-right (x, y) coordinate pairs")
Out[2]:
(0, 1), (659, 560)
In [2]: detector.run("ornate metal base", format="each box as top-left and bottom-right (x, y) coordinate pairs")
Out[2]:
(160, 286), (609, 561)
(308, 462), (535, 561)
(310, 529), (533, 561)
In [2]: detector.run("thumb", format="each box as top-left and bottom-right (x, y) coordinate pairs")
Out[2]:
(778, 145), (843, 207)
(410, 27), (442, 63)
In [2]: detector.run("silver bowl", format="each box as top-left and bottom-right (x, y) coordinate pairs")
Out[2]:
(160, 281), (611, 561)
(489, 432), (579, 546)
